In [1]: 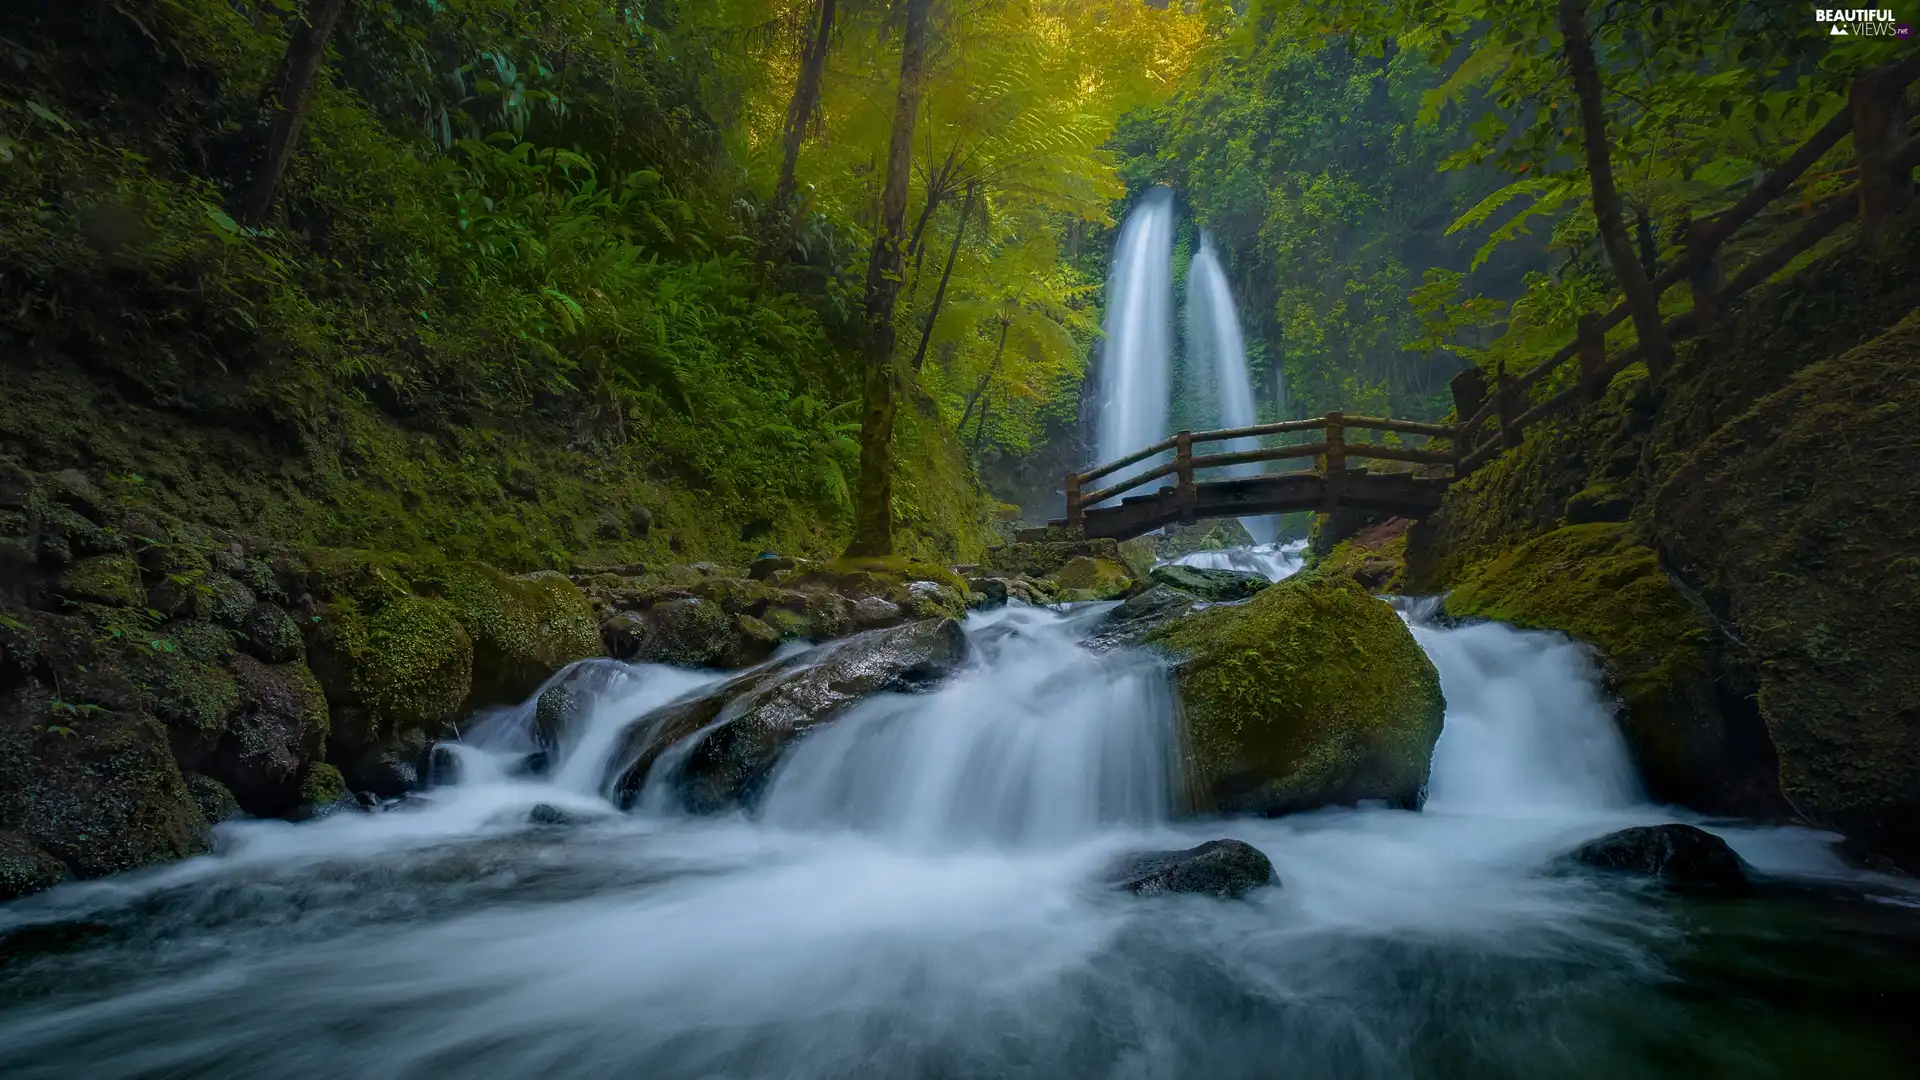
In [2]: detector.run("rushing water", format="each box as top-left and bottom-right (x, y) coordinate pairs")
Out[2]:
(3, 591), (1919, 1079)
(1169, 537), (1309, 582)
(1094, 187), (1175, 502)
(1187, 233), (1278, 545)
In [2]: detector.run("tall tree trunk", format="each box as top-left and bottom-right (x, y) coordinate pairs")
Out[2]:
(970, 393), (992, 456)
(956, 315), (1009, 433)
(239, 0), (350, 227)
(1558, 0), (1673, 373)
(772, 0), (838, 219)
(910, 179), (975, 373)
(846, 0), (933, 557)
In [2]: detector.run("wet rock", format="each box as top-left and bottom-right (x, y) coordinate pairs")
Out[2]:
(609, 618), (971, 811)
(201, 573), (258, 628)
(510, 750), (551, 778)
(533, 660), (635, 749)
(1, 829), (71, 900)
(729, 613), (783, 667)
(1570, 824), (1753, 891)
(1086, 584), (1199, 651)
(289, 763), (362, 821)
(966, 577), (1009, 610)
(850, 596), (903, 628)
(599, 610), (651, 658)
(529, 803), (581, 827)
(1106, 839), (1278, 899)
(421, 563), (602, 707)
(1148, 571), (1444, 816)
(620, 597), (733, 667)
(240, 601), (304, 663)
(1148, 563), (1269, 603)
(308, 593), (473, 770)
(900, 580), (966, 621)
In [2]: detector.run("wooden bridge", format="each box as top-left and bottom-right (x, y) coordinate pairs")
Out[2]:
(1052, 52), (1920, 544)
(1056, 414), (1455, 542)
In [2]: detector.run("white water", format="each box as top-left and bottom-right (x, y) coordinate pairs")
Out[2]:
(1187, 234), (1277, 545)
(0, 592), (1897, 1080)
(1094, 187), (1175, 502)
(1170, 537), (1309, 581)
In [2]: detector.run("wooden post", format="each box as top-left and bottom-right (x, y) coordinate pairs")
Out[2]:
(1495, 362), (1521, 449)
(1449, 367), (1485, 433)
(1064, 473), (1083, 533)
(1852, 71), (1914, 238)
(1685, 214), (1724, 333)
(1174, 430), (1196, 525)
(1575, 313), (1607, 402)
(1321, 412), (1345, 510)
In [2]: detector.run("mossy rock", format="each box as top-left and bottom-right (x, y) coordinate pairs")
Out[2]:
(1148, 563), (1269, 602)
(630, 597), (735, 667)
(422, 562), (602, 706)
(1440, 522), (1772, 811)
(1315, 536), (1407, 592)
(0, 699), (211, 879)
(0, 829), (70, 901)
(201, 573), (258, 628)
(185, 773), (245, 825)
(136, 650), (241, 736)
(219, 656), (331, 816)
(56, 554), (145, 607)
(240, 601), (304, 663)
(310, 593), (473, 750)
(1564, 481), (1632, 524)
(982, 537), (1123, 578)
(297, 762), (347, 807)
(1053, 556), (1134, 602)
(1148, 570), (1444, 816)
(1117, 535), (1159, 582)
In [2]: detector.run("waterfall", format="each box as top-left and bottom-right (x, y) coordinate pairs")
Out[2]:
(1093, 187), (1176, 501)
(1187, 234), (1277, 545)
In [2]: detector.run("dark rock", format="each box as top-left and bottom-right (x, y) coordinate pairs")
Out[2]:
(510, 750), (551, 778)
(1148, 563), (1270, 602)
(337, 735), (424, 797)
(1570, 824), (1753, 891)
(289, 763), (358, 821)
(628, 506), (653, 537)
(201, 573), (257, 628)
(1, 829), (70, 901)
(216, 656), (330, 816)
(599, 610), (651, 659)
(622, 597), (733, 667)
(185, 773), (245, 824)
(1106, 839), (1278, 899)
(748, 555), (817, 582)
(729, 613), (783, 667)
(46, 469), (105, 522)
(240, 601), (304, 663)
(1085, 584), (1199, 651)
(529, 803), (581, 827)
(0, 611), (42, 689)
(850, 596), (903, 628)
(534, 660), (637, 748)
(610, 618), (971, 810)
(965, 577), (1009, 610)
(595, 516), (624, 541)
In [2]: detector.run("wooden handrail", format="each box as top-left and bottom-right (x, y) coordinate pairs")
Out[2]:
(1078, 435), (1180, 486)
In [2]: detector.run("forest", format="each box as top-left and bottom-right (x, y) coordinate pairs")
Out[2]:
(3, 2), (1920, 1076)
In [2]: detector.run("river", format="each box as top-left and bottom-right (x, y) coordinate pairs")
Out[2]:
(2, 578), (1917, 1078)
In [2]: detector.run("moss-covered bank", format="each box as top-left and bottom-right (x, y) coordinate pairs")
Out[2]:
(1148, 571), (1444, 816)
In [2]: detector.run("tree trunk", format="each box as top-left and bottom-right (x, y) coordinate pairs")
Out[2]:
(1558, 0), (1673, 374)
(956, 316), (1009, 433)
(846, 0), (933, 558)
(239, 0), (350, 227)
(910, 179), (975, 373)
(970, 393), (992, 456)
(771, 0), (838, 218)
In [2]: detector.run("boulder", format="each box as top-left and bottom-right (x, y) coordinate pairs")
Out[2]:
(307, 592), (473, 777)
(0, 829), (70, 901)
(1148, 563), (1269, 602)
(529, 802), (583, 827)
(1052, 556), (1133, 602)
(185, 773), (245, 825)
(621, 596), (733, 667)
(850, 596), (903, 628)
(609, 618), (970, 810)
(1443, 522), (1782, 816)
(982, 536), (1123, 578)
(1148, 570), (1444, 816)
(1105, 839), (1278, 899)
(290, 762), (361, 821)
(55, 554), (145, 607)
(965, 577), (1009, 610)
(1570, 824), (1752, 891)
(422, 563), (603, 706)
(216, 656), (330, 816)
(201, 573), (258, 628)
(1117, 535), (1160, 582)
(1085, 584), (1200, 651)
(240, 601), (304, 663)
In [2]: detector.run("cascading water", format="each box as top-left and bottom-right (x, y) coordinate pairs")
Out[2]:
(1169, 537), (1309, 581)
(1187, 233), (1277, 545)
(1093, 187), (1175, 501)
(1, 600), (1911, 1079)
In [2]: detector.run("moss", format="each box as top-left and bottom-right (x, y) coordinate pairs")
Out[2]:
(139, 652), (241, 734)
(822, 555), (971, 600)
(201, 573), (257, 627)
(314, 593), (473, 741)
(184, 773), (244, 824)
(56, 554), (145, 607)
(1053, 556), (1134, 602)
(1149, 570), (1444, 815)
(1564, 481), (1632, 524)
(0, 829), (70, 901)
(161, 619), (236, 664)
(1148, 564), (1269, 602)
(1444, 523), (1708, 724)
(1117, 535), (1159, 581)
(1316, 534), (1408, 592)
(422, 562), (601, 704)
(297, 762), (347, 807)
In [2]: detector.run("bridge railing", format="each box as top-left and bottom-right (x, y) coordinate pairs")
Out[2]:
(1065, 413), (1457, 531)
(1452, 52), (1920, 475)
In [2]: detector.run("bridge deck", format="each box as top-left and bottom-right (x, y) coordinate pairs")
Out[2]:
(1051, 468), (1448, 542)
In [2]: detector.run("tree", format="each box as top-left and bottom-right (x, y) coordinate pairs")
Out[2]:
(847, 0), (934, 557)
(770, 0), (839, 226)
(239, 0), (351, 227)
(1556, 0), (1671, 373)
